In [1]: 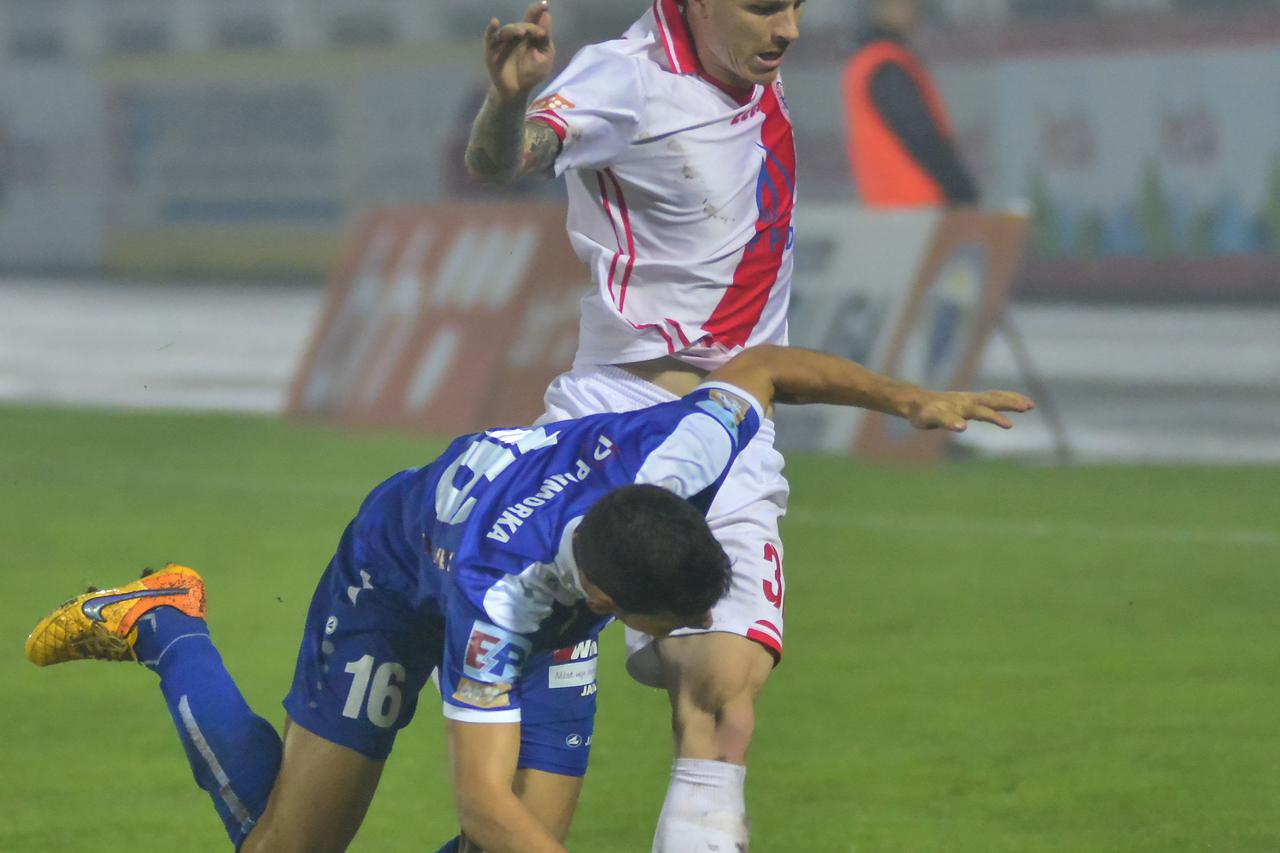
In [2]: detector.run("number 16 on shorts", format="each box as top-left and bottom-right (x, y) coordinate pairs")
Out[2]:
(343, 655), (407, 729)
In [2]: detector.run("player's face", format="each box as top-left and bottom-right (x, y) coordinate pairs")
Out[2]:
(687, 0), (805, 90)
(579, 571), (712, 636)
(616, 609), (713, 637)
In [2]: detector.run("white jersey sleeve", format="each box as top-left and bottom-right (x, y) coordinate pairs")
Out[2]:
(527, 43), (646, 176)
(631, 382), (765, 506)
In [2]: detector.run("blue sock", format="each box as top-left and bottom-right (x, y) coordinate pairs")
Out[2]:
(431, 837), (461, 853)
(135, 607), (283, 848)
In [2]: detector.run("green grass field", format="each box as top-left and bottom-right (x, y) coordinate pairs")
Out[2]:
(3, 405), (1278, 852)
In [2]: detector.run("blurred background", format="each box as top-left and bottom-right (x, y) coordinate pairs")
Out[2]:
(3, 3), (1279, 851)
(1, 0), (1277, 461)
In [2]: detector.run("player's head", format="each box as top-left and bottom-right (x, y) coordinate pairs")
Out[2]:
(574, 484), (731, 636)
(684, 0), (805, 90)
(865, 0), (920, 34)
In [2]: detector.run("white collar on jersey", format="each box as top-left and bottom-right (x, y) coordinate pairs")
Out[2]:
(555, 515), (589, 599)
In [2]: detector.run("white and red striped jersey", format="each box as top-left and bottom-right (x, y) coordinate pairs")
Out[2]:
(527, 0), (797, 371)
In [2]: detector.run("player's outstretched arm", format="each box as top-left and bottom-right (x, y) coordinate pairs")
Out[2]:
(447, 719), (570, 853)
(706, 344), (1034, 432)
(465, 1), (562, 184)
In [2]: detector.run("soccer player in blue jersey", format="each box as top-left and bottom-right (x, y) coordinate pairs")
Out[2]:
(26, 344), (1031, 853)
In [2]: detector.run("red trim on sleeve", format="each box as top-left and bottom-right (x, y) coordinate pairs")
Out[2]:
(527, 113), (567, 141)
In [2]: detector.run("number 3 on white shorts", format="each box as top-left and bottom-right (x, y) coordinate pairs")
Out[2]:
(763, 543), (784, 610)
(342, 654), (407, 728)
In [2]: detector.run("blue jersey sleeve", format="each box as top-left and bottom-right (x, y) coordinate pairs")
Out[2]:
(440, 591), (531, 723)
(686, 381), (764, 446)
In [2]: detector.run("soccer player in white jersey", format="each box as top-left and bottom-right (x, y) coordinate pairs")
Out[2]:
(25, 344), (1031, 852)
(466, 0), (811, 849)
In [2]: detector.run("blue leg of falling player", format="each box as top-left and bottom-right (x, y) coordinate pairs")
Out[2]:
(135, 607), (283, 847)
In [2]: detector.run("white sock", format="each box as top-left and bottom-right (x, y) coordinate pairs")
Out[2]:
(652, 758), (750, 853)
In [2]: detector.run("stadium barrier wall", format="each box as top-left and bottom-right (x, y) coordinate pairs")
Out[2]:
(0, 63), (107, 272)
(3, 11), (1277, 298)
(100, 46), (486, 278)
(290, 202), (1023, 460)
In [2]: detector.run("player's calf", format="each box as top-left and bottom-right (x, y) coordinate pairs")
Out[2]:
(650, 633), (774, 852)
(656, 632), (773, 762)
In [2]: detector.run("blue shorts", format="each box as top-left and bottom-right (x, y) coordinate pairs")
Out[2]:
(282, 471), (598, 776)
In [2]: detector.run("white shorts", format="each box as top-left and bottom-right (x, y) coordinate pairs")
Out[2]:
(537, 365), (789, 688)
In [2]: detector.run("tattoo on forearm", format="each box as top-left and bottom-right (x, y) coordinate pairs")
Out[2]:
(465, 90), (528, 183)
(520, 122), (562, 177)
(465, 89), (563, 183)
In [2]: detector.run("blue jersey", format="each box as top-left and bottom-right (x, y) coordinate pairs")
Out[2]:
(403, 381), (763, 723)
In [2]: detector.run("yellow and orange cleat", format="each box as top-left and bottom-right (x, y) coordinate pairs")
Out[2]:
(25, 563), (206, 666)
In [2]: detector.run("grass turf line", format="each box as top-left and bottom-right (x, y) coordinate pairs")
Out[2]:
(2, 405), (1277, 852)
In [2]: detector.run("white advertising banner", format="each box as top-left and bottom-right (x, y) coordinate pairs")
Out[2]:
(777, 206), (1025, 460)
(780, 206), (940, 454)
(989, 45), (1280, 260)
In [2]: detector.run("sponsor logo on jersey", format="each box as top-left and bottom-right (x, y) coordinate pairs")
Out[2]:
(708, 389), (749, 425)
(463, 620), (532, 682)
(548, 658), (598, 689)
(730, 101), (764, 126)
(432, 546), (455, 572)
(452, 676), (513, 709)
(485, 435), (616, 543)
(773, 80), (791, 121)
(552, 638), (599, 663)
(548, 639), (599, 690)
(696, 388), (751, 437)
(530, 93), (576, 112)
(749, 141), (796, 257)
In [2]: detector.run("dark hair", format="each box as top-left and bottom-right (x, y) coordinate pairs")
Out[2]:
(575, 484), (731, 618)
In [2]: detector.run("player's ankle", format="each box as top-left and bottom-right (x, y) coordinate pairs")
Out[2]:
(134, 608), (210, 669)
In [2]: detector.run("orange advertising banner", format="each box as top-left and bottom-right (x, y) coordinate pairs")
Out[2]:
(293, 203), (1023, 461)
(288, 203), (588, 434)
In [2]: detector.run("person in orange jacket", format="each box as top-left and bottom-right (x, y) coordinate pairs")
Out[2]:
(843, 0), (979, 207)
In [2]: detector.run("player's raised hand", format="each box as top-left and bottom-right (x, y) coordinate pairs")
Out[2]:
(906, 389), (1035, 432)
(483, 1), (556, 101)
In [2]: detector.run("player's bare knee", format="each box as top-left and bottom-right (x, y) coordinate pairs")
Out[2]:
(660, 634), (773, 702)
